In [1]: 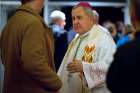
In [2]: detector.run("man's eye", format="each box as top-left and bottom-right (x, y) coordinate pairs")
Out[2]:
(72, 17), (75, 20)
(77, 16), (82, 20)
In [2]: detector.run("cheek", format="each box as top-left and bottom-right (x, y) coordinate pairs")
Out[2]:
(62, 21), (66, 26)
(83, 21), (92, 29)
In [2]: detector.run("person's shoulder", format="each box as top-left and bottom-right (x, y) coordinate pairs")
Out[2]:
(17, 8), (41, 23)
(94, 25), (111, 37)
(117, 37), (140, 55)
(120, 37), (139, 47)
(23, 13), (39, 23)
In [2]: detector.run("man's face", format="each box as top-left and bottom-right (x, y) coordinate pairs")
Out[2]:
(72, 7), (93, 34)
(58, 18), (66, 29)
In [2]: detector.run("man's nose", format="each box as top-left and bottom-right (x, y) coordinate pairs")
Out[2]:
(73, 19), (78, 25)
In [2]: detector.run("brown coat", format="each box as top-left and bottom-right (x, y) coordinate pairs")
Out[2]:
(0, 4), (61, 93)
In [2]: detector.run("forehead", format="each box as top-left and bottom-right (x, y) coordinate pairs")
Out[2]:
(72, 7), (86, 16)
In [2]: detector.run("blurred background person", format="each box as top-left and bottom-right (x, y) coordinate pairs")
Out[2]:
(50, 10), (68, 71)
(67, 26), (76, 43)
(0, 0), (62, 93)
(106, 0), (140, 92)
(116, 24), (135, 47)
(115, 21), (126, 38)
(103, 21), (119, 43)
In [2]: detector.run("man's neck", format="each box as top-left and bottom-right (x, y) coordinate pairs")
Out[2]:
(27, 2), (42, 13)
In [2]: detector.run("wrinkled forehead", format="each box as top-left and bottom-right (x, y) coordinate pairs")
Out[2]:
(72, 7), (86, 16)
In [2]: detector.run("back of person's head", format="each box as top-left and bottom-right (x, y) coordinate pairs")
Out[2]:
(21, 0), (44, 13)
(20, 0), (34, 4)
(103, 21), (117, 37)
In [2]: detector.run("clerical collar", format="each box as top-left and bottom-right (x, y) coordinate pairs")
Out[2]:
(78, 27), (93, 39)
(77, 25), (97, 39)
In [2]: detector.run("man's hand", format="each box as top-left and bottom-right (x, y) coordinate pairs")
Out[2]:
(67, 59), (83, 73)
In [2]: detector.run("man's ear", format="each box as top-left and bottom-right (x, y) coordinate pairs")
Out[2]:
(88, 14), (94, 22)
(92, 15), (97, 23)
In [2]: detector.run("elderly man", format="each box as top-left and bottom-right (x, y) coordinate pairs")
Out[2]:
(106, 0), (140, 93)
(58, 2), (116, 93)
(0, 0), (62, 93)
(50, 10), (68, 71)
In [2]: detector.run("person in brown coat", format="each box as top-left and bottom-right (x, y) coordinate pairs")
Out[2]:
(0, 0), (62, 93)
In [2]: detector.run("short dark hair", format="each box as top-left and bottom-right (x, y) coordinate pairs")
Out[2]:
(20, 0), (34, 4)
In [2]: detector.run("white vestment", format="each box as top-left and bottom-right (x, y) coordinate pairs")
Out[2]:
(57, 25), (116, 93)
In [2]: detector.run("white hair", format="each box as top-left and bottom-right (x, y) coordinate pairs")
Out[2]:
(92, 10), (99, 18)
(50, 10), (66, 20)
(83, 7), (99, 23)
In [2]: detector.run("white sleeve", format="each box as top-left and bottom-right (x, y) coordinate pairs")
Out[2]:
(82, 34), (116, 89)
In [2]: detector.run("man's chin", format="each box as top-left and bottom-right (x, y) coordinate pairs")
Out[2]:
(74, 30), (81, 34)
